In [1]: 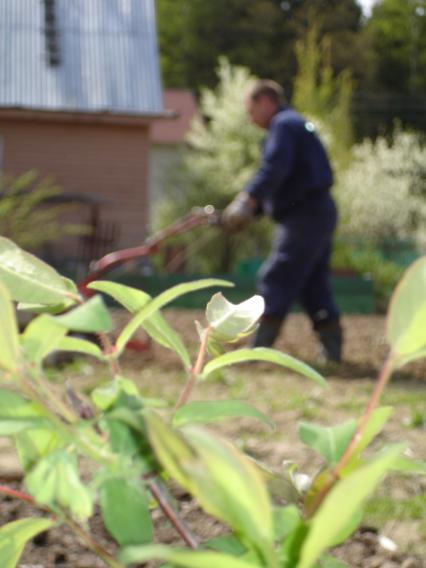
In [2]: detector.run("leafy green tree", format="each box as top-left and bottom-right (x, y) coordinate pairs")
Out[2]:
(292, 24), (354, 171)
(156, 0), (290, 90)
(287, 0), (370, 84)
(156, 0), (368, 92)
(365, 0), (426, 93)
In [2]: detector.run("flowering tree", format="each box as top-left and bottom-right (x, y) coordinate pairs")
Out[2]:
(335, 130), (426, 248)
(155, 58), (272, 273)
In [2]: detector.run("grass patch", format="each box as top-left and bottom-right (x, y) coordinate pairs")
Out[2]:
(364, 493), (426, 526)
(382, 387), (426, 407)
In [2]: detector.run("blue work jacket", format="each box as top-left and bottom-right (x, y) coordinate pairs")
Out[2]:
(245, 106), (333, 221)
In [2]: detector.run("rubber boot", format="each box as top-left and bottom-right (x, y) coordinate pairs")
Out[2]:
(315, 319), (343, 364)
(251, 315), (283, 348)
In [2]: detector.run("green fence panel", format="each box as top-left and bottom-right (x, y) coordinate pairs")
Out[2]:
(108, 272), (375, 314)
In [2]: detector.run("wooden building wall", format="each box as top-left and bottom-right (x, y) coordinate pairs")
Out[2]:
(0, 111), (152, 264)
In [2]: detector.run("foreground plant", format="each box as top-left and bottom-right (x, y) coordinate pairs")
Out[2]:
(0, 236), (424, 568)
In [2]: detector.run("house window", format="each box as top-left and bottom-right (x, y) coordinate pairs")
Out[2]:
(43, 0), (61, 66)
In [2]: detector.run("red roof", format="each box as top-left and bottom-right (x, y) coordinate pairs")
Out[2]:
(151, 89), (198, 144)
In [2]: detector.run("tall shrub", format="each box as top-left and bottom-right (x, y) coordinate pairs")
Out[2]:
(335, 129), (426, 247)
(292, 24), (353, 171)
(331, 129), (426, 307)
(154, 58), (273, 273)
(0, 170), (84, 251)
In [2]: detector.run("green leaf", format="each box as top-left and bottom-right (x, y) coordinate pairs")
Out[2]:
(393, 346), (426, 368)
(16, 430), (64, 473)
(343, 407), (394, 472)
(18, 300), (74, 314)
(326, 510), (363, 548)
(357, 406), (393, 452)
(201, 348), (326, 386)
(0, 393), (52, 437)
(100, 478), (152, 546)
(146, 412), (275, 557)
(102, 402), (154, 473)
(56, 336), (103, 359)
(273, 505), (301, 541)
(260, 464), (300, 505)
(388, 456), (426, 474)
(387, 256), (426, 361)
(0, 237), (77, 305)
(89, 281), (191, 367)
(0, 389), (29, 410)
(54, 295), (112, 333)
(0, 517), (54, 568)
(92, 376), (140, 411)
(0, 281), (20, 371)
(205, 535), (247, 555)
(144, 310), (191, 367)
(92, 380), (121, 410)
(107, 407), (146, 433)
(298, 444), (406, 568)
(180, 427), (275, 555)
(206, 293), (264, 341)
(0, 391), (64, 471)
(172, 400), (274, 429)
(114, 279), (233, 353)
(21, 314), (67, 364)
(298, 420), (357, 466)
(0, 417), (50, 435)
(26, 450), (93, 520)
(281, 520), (309, 568)
(18, 278), (77, 314)
(103, 418), (141, 457)
(88, 280), (151, 311)
(119, 544), (260, 568)
(144, 411), (197, 488)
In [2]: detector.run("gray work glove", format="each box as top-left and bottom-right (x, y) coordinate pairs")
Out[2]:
(222, 192), (256, 232)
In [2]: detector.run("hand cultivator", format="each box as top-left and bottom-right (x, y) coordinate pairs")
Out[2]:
(78, 205), (221, 351)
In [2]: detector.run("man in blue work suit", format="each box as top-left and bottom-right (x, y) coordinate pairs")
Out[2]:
(222, 80), (343, 363)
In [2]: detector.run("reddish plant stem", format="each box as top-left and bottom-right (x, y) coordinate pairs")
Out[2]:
(65, 514), (125, 568)
(336, 356), (394, 473)
(99, 332), (121, 376)
(175, 326), (211, 409)
(147, 478), (199, 549)
(0, 484), (36, 505)
(68, 292), (84, 305)
(306, 356), (395, 517)
(0, 486), (123, 568)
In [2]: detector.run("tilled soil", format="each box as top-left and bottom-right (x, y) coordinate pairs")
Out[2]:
(1, 311), (425, 568)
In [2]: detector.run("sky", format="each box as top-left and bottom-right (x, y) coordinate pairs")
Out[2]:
(357, 0), (377, 17)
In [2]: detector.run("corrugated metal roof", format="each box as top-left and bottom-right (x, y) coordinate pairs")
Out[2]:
(0, 0), (163, 115)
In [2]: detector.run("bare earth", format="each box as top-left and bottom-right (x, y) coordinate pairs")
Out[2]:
(1, 311), (425, 568)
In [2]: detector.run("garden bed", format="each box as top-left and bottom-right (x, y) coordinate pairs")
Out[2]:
(1, 311), (425, 568)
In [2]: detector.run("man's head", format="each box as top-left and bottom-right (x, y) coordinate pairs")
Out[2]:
(245, 80), (286, 129)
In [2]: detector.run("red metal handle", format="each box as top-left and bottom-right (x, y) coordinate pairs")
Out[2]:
(78, 205), (220, 296)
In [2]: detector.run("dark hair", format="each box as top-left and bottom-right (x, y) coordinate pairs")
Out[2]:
(248, 80), (286, 106)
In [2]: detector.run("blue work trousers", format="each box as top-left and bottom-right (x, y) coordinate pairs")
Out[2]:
(258, 194), (340, 328)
